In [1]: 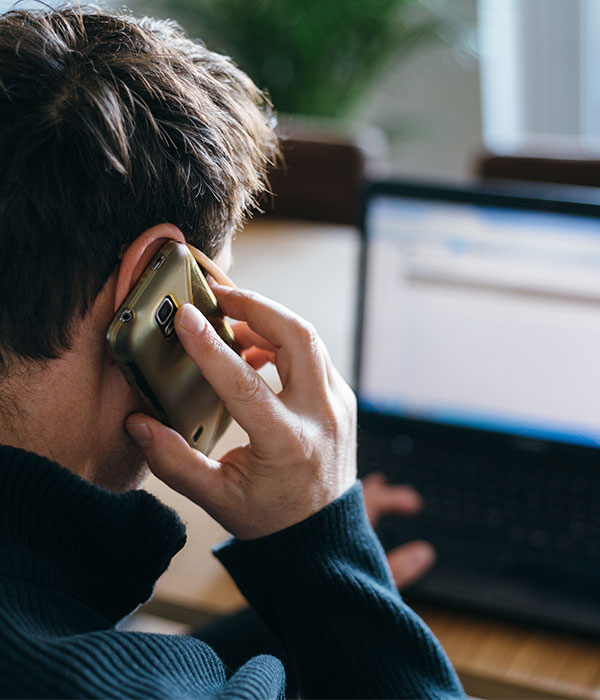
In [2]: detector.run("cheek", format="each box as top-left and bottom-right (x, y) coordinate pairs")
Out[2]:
(104, 364), (144, 425)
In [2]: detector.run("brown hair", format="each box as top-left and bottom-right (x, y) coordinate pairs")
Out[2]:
(0, 5), (277, 367)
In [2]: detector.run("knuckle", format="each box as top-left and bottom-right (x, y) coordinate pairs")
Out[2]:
(339, 377), (357, 409)
(236, 287), (263, 306)
(332, 387), (357, 436)
(344, 384), (358, 415)
(294, 319), (320, 349)
(329, 376), (357, 418)
(284, 416), (316, 462)
(318, 337), (333, 360)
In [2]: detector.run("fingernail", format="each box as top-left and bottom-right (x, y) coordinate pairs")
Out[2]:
(126, 421), (153, 446)
(179, 304), (206, 333)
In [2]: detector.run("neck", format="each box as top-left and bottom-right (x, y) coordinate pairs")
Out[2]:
(0, 333), (145, 492)
(0, 354), (100, 481)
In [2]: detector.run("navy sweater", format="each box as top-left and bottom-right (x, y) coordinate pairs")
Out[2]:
(0, 444), (464, 699)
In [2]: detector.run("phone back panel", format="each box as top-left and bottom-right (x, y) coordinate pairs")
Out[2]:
(106, 241), (236, 454)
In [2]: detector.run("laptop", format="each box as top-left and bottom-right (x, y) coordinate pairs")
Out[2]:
(356, 181), (600, 636)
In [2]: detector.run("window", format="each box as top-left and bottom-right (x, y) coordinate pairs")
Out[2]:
(479, 0), (600, 151)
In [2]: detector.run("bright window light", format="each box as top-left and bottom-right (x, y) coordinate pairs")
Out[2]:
(479, 0), (600, 152)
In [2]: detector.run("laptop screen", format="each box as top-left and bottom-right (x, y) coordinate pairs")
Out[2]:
(359, 188), (600, 448)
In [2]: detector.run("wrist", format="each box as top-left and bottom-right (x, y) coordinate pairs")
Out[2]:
(214, 480), (382, 571)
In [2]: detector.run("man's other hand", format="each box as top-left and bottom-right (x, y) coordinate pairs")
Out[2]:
(362, 472), (435, 589)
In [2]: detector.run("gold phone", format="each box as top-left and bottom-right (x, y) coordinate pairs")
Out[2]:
(106, 240), (237, 454)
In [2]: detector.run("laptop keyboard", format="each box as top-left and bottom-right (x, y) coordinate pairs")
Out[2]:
(359, 434), (600, 568)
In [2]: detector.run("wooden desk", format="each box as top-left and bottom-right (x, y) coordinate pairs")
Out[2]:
(142, 219), (600, 700)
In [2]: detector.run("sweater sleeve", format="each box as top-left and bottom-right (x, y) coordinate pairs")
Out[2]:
(213, 481), (465, 699)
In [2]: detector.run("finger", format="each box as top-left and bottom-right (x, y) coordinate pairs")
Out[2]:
(211, 284), (329, 387)
(232, 321), (278, 353)
(374, 485), (423, 516)
(212, 284), (294, 346)
(362, 471), (386, 490)
(362, 472), (423, 525)
(386, 541), (436, 590)
(362, 472), (387, 524)
(174, 303), (284, 442)
(125, 413), (222, 508)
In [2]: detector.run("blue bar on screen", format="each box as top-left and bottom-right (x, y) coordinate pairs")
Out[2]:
(359, 397), (600, 448)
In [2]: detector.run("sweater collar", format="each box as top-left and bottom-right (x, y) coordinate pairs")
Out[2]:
(0, 444), (186, 625)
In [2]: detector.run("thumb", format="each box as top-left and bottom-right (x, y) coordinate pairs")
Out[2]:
(126, 413), (221, 508)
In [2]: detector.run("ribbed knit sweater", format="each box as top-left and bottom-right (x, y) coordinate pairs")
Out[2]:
(0, 444), (464, 699)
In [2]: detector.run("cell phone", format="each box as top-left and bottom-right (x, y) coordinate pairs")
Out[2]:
(106, 240), (237, 454)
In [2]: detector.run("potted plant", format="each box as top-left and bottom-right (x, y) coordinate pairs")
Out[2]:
(154, 0), (442, 222)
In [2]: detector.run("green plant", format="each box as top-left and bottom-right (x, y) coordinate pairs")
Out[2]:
(159, 0), (439, 118)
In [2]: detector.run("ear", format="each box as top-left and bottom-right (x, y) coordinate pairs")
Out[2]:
(113, 223), (186, 312)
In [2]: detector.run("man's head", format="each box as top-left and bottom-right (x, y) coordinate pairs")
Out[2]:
(0, 6), (277, 489)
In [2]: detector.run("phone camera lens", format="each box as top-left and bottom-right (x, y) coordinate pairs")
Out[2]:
(156, 297), (174, 325)
(155, 296), (178, 338)
(119, 309), (133, 323)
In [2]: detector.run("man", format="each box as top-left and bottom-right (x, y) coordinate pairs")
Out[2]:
(0, 6), (463, 698)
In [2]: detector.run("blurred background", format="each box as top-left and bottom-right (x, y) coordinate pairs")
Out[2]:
(121, 0), (600, 184)
(129, 0), (480, 182)
(3, 0), (600, 185)
(5, 0), (600, 190)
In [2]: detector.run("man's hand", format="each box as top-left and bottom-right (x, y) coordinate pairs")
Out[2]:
(126, 285), (357, 540)
(362, 472), (436, 589)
